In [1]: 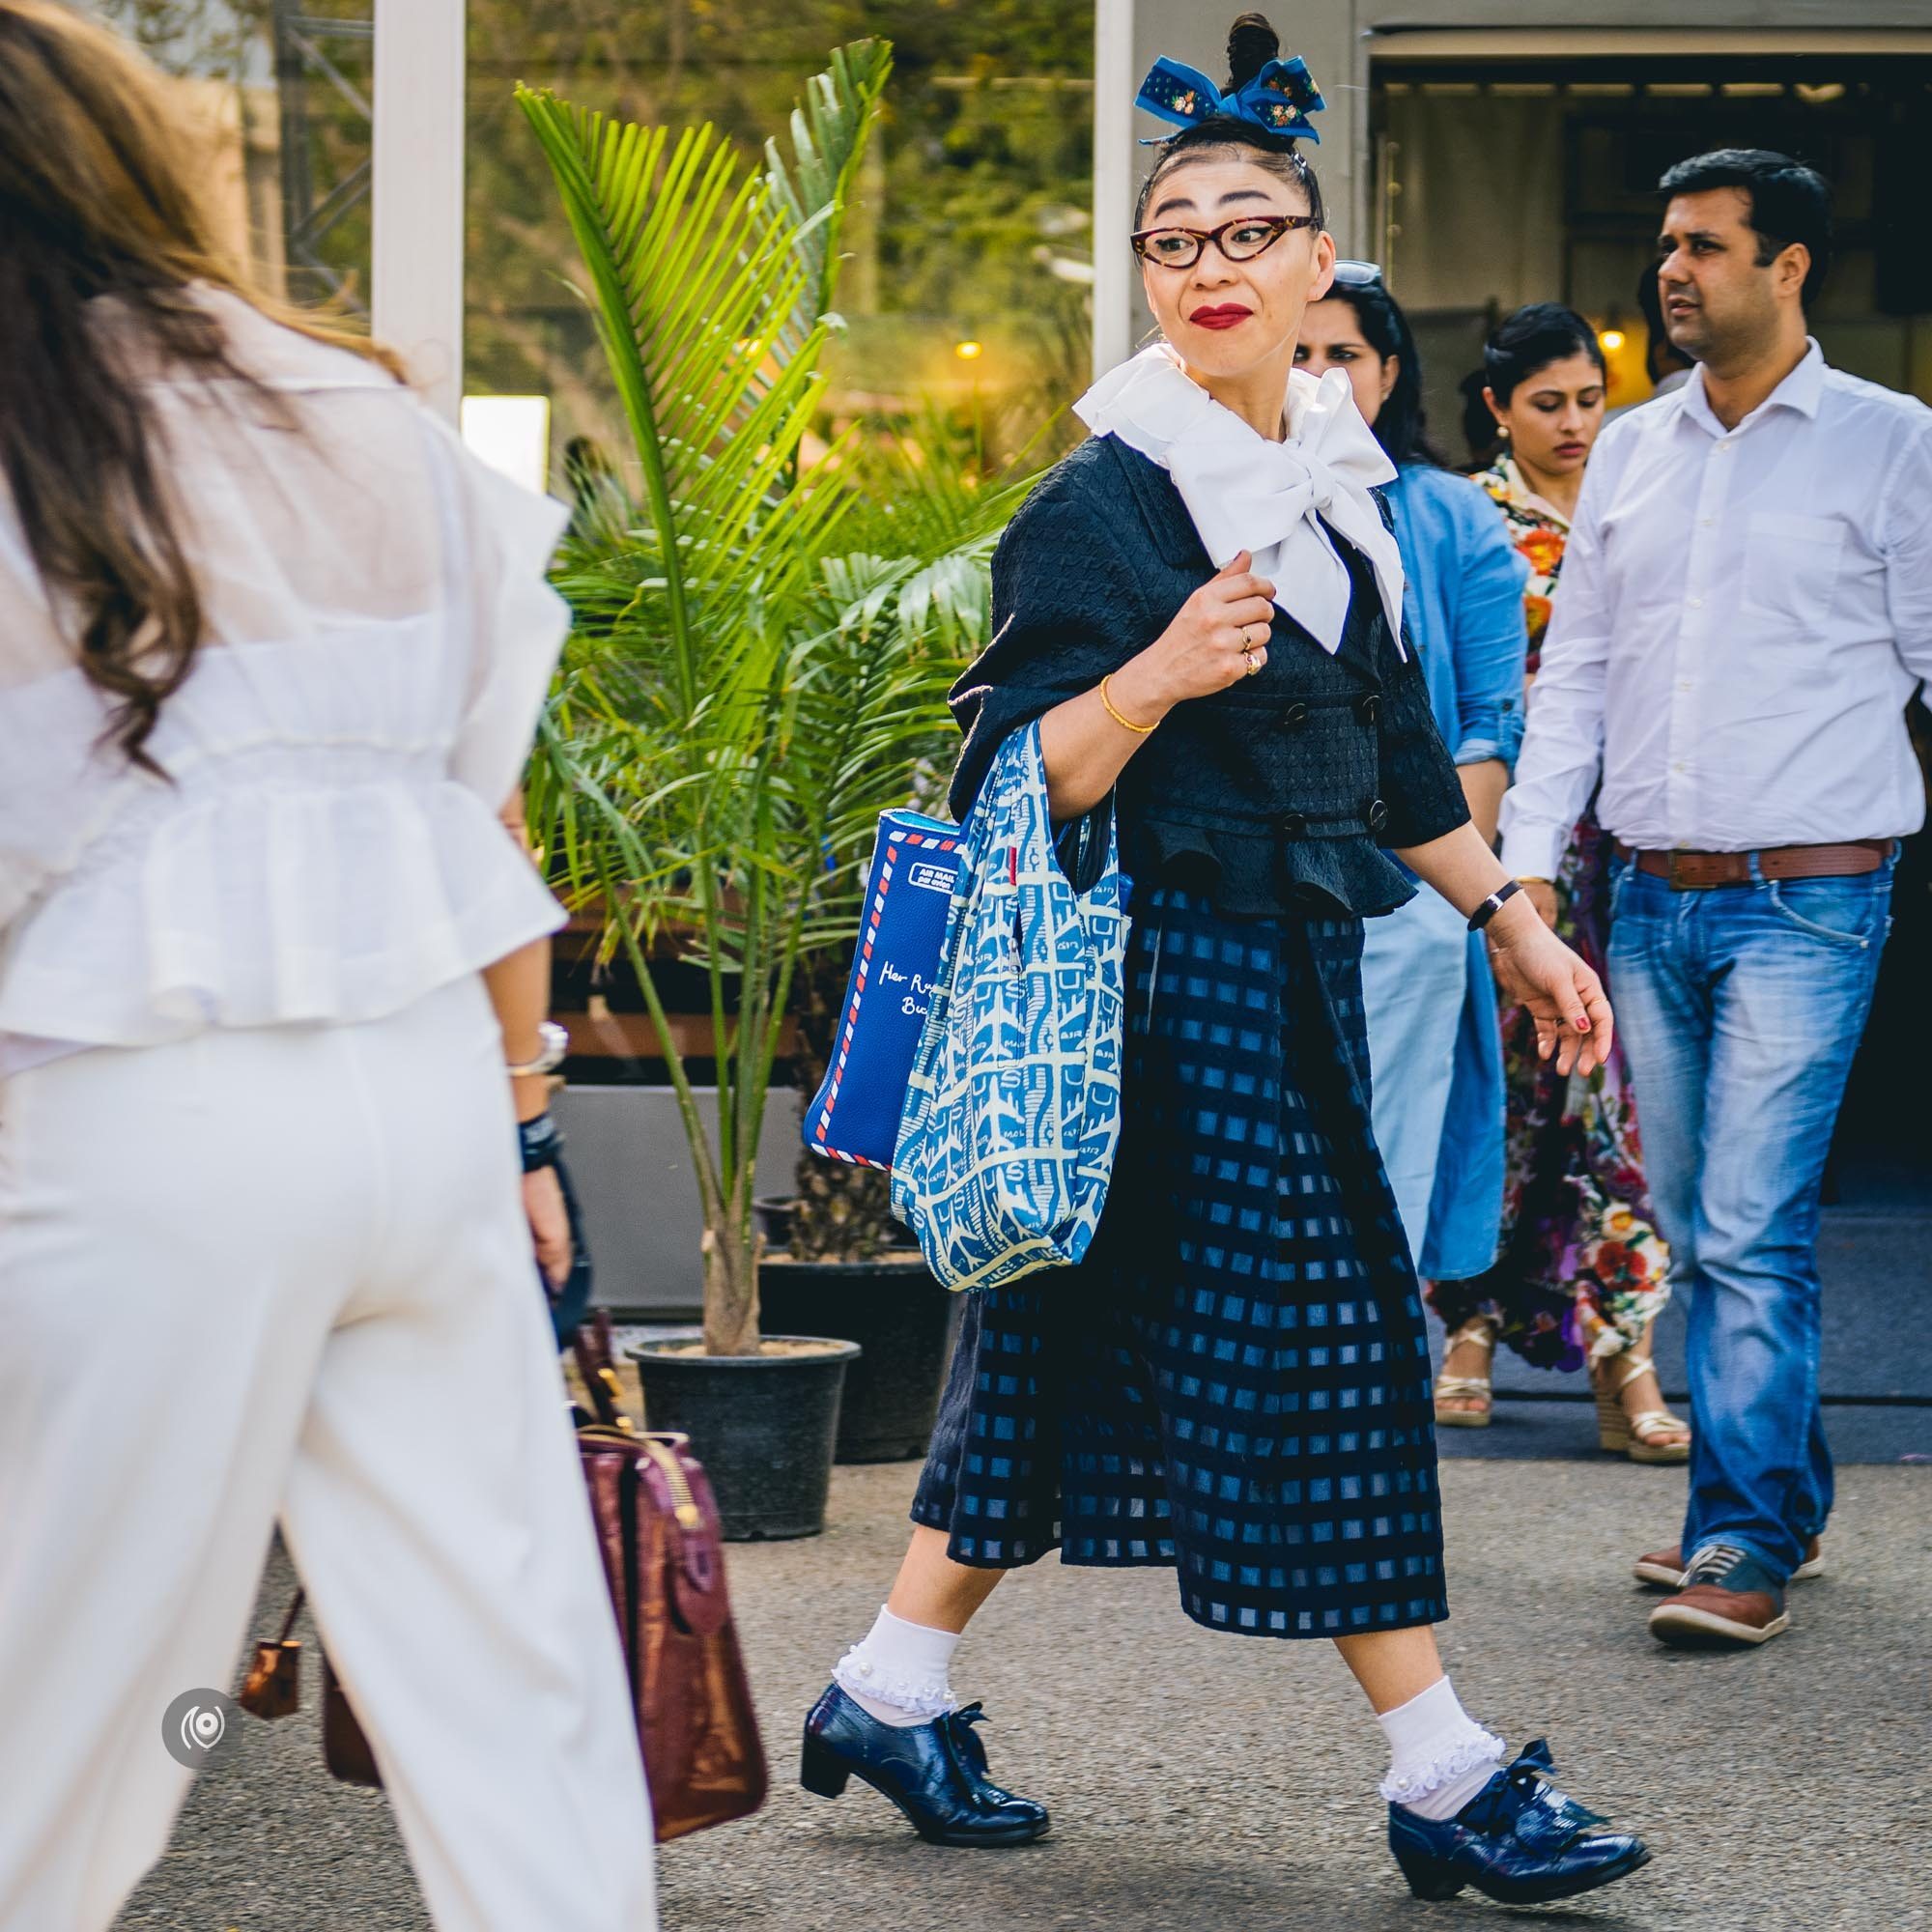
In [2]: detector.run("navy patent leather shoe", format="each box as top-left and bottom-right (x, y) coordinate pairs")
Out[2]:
(1387, 1741), (1650, 1906)
(801, 1683), (1049, 1847)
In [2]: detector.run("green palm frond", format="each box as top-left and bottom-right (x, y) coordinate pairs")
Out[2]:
(763, 40), (895, 348)
(517, 43), (1040, 1350)
(517, 89), (831, 708)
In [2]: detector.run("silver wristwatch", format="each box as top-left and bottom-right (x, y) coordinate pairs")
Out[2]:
(506, 1019), (570, 1078)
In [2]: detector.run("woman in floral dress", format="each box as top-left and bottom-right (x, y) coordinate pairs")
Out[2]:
(1430, 305), (1689, 1463)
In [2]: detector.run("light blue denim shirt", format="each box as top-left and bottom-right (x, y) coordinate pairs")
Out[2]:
(1361, 462), (1528, 1281)
(1384, 463), (1529, 771)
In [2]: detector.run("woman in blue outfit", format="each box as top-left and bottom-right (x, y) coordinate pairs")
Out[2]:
(800, 14), (1649, 1909)
(1296, 275), (1528, 1288)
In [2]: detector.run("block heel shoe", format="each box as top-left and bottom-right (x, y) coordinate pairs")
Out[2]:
(1391, 1846), (1470, 1901)
(801, 1683), (1049, 1848)
(798, 1736), (851, 1799)
(1385, 1741), (1650, 1907)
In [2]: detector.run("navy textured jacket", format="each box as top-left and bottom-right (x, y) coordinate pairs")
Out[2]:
(949, 432), (1471, 919)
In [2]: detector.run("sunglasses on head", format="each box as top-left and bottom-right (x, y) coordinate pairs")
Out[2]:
(1330, 259), (1383, 288)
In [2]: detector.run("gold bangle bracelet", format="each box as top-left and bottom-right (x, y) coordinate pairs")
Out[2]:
(1098, 673), (1157, 736)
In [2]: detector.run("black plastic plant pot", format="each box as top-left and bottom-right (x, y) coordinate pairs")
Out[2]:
(626, 1335), (861, 1541)
(751, 1194), (797, 1251)
(758, 1254), (962, 1463)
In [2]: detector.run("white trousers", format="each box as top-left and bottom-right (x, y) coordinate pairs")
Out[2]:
(0, 977), (658, 1931)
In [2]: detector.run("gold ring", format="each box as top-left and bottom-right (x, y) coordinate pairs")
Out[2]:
(1243, 646), (1262, 676)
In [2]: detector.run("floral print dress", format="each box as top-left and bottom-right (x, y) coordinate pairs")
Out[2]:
(1428, 459), (1670, 1371)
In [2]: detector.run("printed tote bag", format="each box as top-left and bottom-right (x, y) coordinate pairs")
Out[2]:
(892, 722), (1130, 1292)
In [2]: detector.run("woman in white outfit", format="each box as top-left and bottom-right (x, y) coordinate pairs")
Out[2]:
(0, 8), (657, 1928)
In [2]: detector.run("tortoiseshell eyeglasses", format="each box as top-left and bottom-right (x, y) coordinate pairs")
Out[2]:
(1129, 213), (1320, 270)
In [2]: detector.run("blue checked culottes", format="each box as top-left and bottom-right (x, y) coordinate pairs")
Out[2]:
(912, 885), (1449, 1638)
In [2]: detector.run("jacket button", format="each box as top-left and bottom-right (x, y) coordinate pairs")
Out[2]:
(1366, 798), (1390, 835)
(1355, 694), (1381, 724)
(1279, 810), (1308, 839)
(1282, 701), (1311, 727)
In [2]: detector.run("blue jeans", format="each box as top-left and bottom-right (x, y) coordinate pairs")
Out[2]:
(1606, 853), (1894, 1583)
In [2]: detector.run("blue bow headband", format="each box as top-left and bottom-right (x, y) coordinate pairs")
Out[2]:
(1134, 53), (1325, 145)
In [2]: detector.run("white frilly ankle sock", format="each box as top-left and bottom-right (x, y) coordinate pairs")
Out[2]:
(832, 1606), (962, 1728)
(1377, 1677), (1506, 1821)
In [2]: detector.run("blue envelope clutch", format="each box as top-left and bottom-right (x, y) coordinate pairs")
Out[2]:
(802, 810), (963, 1170)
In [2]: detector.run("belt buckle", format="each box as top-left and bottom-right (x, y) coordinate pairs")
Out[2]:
(1667, 850), (1717, 891)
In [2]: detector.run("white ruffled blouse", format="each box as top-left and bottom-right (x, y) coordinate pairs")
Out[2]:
(0, 290), (571, 1078)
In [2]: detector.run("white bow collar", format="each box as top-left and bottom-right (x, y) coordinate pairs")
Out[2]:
(1072, 344), (1406, 657)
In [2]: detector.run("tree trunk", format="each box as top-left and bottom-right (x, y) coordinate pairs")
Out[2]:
(701, 1220), (762, 1357)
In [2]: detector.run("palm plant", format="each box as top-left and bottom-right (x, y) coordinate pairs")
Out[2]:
(781, 408), (1046, 1264)
(517, 43), (1023, 1356)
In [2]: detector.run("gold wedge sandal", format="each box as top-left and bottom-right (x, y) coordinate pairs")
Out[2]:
(1592, 1352), (1690, 1463)
(1433, 1318), (1497, 1429)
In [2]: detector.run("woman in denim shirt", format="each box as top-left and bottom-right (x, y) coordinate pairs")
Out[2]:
(1298, 270), (1528, 1290)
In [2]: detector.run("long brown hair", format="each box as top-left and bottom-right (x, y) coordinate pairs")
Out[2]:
(0, 0), (400, 772)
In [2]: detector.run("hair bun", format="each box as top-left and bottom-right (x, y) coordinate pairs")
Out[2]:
(1226, 13), (1281, 90)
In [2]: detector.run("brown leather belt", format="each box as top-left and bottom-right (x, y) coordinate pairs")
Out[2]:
(1615, 839), (1894, 890)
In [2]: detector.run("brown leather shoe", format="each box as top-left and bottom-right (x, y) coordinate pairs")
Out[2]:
(1648, 1544), (1789, 1649)
(1633, 1536), (1823, 1590)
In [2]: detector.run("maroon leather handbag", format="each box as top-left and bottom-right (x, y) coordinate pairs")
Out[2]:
(570, 1314), (769, 1840)
(242, 1313), (767, 1840)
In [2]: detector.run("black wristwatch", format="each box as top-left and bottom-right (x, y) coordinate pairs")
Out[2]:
(1467, 878), (1523, 932)
(518, 1110), (565, 1174)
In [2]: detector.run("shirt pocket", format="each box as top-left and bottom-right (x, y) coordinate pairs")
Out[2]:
(1741, 511), (1845, 632)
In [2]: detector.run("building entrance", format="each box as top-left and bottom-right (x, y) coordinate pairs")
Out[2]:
(1369, 48), (1932, 1192)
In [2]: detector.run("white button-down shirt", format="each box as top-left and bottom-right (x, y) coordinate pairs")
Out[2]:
(1500, 340), (1932, 880)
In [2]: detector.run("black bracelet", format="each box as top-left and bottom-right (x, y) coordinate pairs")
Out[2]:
(1467, 878), (1523, 932)
(518, 1111), (565, 1174)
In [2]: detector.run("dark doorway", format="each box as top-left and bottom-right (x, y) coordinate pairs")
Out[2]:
(1372, 53), (1932, 1208)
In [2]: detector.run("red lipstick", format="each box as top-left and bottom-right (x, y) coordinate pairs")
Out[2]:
(1188, 303), (1253, 330)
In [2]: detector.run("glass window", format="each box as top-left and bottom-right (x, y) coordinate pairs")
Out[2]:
(88, 1), (376, 310)
(463, 0), (1095, 489)
(1372, 60), (1932, 459)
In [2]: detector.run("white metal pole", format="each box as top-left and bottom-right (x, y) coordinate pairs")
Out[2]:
(1092, 0), (1136, 382)
(372, 0), (466, 422)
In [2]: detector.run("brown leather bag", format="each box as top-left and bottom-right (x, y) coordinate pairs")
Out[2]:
(237, 1594), (389, 1788)
(570, 1313), (768, 1840)
(241, 1312), (767, 1839)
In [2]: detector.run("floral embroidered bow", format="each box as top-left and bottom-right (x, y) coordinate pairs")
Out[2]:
(1134, 53), (1325, 145)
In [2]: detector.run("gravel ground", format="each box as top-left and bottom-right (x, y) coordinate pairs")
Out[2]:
(116, 1457), (1931, 1932)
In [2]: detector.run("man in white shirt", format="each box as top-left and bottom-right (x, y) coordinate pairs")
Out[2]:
(1501, 149), (1932, 1651)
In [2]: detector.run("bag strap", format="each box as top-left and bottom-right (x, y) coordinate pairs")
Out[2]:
(1054, 797), (1115, 894)
(570, 1309), (634, 1432)
(979, 724), (1116, 895)
(617, 1450), (643, 1699)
